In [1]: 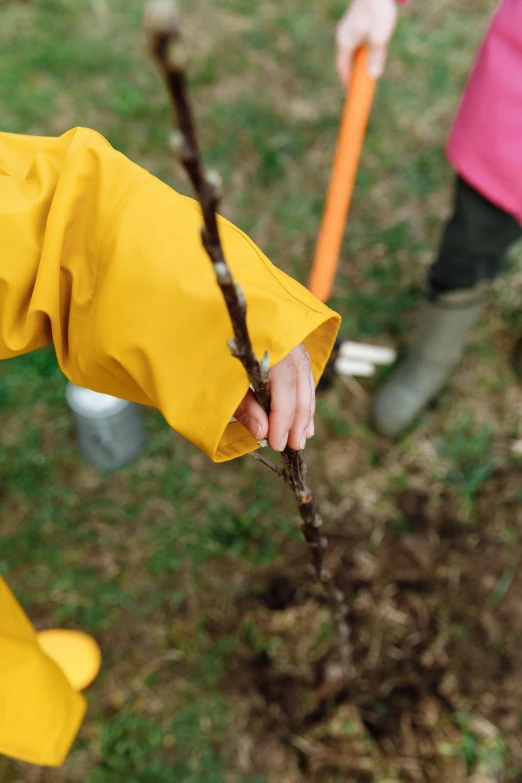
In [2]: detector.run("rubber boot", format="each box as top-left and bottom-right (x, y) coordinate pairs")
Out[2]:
(372, 285), (488, 438)
(37, 629), (101, 691)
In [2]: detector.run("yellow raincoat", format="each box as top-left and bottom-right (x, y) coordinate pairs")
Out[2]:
(0, 127), (339, 766)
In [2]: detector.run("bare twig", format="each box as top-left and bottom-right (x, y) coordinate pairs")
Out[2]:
(250, 452), (286, 479)
(144, 0), (353, 678)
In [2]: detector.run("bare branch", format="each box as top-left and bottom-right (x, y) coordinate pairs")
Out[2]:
(145, 0), (353, 678)
(144, 0), (270, 413)
(250, 452), (286, 479)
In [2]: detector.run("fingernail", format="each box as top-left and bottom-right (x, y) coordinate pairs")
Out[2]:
(299, 434), (306, 450)
(278, 434), (288, 452)
(240, 414), (261, 440)
(306, 420), (315, 438)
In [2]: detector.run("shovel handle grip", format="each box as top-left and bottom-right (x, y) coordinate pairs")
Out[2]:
(309, 47), (377, 303)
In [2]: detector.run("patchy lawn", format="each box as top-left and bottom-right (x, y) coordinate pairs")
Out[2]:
(2, 0), (522, 781)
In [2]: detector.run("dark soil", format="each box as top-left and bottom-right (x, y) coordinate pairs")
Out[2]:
(208, 470), (522, 782)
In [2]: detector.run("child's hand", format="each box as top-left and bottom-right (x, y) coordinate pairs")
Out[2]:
(233, 345), (315, 451)
(336, 0), (398, 83)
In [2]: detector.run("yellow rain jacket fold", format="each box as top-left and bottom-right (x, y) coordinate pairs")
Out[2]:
(0, 582), (86, 766)
(0, 127), (340, 766)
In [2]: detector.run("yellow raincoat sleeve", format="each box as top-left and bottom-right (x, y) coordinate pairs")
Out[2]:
(0, 127), (340, 766)
(0, 126), (340, 462)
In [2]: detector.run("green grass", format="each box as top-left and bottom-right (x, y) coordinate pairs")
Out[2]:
(0, 0), (518, 780)
(436, 412), (496, 511)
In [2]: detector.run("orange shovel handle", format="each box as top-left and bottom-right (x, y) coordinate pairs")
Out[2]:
(309, 47), (377, 303)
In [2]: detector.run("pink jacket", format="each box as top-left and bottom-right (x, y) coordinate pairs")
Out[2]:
(447, 0), (522, 222)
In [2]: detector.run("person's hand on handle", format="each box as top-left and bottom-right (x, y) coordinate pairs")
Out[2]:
(336, 0), (399, 83)
(234, 345), (315, 452)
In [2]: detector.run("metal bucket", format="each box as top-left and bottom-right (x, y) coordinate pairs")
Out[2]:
(66, 383), (148, 470)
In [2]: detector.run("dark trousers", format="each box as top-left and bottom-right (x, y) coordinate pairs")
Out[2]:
(428, 176), (522, 297)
